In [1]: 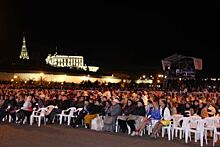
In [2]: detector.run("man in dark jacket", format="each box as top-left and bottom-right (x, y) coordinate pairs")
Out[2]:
(0, 95), (17, 122)
(47, 95), (71, 124)
(127, 100), (146, 136)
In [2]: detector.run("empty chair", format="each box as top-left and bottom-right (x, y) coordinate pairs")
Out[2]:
(172, 117), (189, 140)
(57, 107), (76, 125)
(30, 108), (47, 127)
(204, 117), (219, 140)
(213, 126), (220, 146)
(185, 119), (206, 147)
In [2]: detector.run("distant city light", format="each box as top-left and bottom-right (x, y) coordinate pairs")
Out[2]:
(142, 75), (146, 78)
(24, 81), (27, 83)
(11, 79), (14, 82)
(14, 75), (18, 79)
(179, 78), (182, 81)
(210, 78), (216, 81)
(157, 80), (160, 83)
(158, 74), (164, 78)
(136, 79), (153, 84)
(123, 79), (126, 83)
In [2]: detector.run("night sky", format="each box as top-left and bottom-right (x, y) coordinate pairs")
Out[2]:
(0, 1), (220, 74)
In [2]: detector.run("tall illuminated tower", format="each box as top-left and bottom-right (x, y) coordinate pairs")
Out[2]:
(19, 32), (29, 60)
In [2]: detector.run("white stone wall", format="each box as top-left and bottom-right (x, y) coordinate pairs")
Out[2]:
(0, 72), (121, 84)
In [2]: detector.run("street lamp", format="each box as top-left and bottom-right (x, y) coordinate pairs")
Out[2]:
(39, 72), (44, 85)
(40, 72), (44, 77)
(13, 75), (18, 83)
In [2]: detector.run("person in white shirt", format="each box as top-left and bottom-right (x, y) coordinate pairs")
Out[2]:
(16, 96), (33, 124)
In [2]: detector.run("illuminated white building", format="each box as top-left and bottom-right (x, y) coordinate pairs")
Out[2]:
(45, 52), (99, 72)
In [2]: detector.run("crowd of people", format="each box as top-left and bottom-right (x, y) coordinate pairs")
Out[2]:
(0, 82), (220, 139)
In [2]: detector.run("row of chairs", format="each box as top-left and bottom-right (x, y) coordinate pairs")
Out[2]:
(115, 114), (220, 146)
(4, 108), (220, 146)
(30, 106), (83, 127)
(172, 115), (220, 146)
(3, 106), (83, 127)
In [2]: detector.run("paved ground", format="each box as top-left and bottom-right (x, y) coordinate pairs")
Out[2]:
(0, 122), (219, 147)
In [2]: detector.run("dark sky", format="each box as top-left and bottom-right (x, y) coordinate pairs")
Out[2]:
(0, 1), (220, 74)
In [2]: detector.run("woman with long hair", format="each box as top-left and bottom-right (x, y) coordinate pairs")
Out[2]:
(135, 100), (161, 136)
(117, 99), (135, 133)
(150, 99), (171, 138)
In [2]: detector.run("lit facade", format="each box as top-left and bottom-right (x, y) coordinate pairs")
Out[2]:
(45, 53), (99, 72)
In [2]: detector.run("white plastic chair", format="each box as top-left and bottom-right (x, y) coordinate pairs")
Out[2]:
(141, 119), (159, 136)
(45, 105), (58, 123)
(172, 117), (189, 140)
(161, 116), (175, 141)
(171, 114), (184, 132)
(30, 108), (47, 127)
(189, 115), (201, 123)
(204, 117), (219, 143)
(185, 119), (206, 147)
(162, 122), (172, 141)
(57, 107), (76, 125)
(67, 108), (83, 126)
(213, 127), (220, 146)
